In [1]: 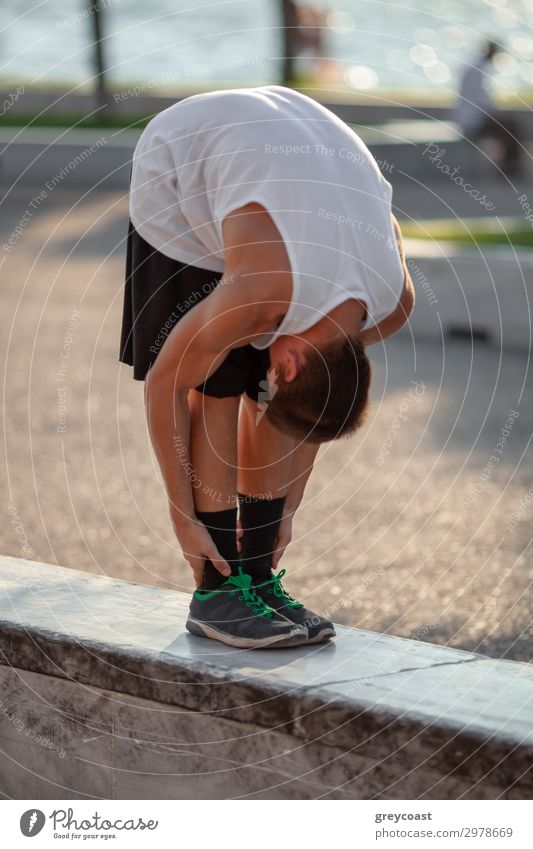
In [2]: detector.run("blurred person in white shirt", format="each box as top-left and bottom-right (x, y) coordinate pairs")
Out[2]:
(454, 40), (523, 177)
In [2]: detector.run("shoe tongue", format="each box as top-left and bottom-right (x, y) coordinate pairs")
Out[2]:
(253, 571), (275, 588)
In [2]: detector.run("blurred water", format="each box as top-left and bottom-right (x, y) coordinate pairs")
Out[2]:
(1, 0), (533, 95)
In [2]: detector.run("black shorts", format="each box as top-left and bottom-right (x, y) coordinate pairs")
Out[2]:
(118, 219), (270, 401)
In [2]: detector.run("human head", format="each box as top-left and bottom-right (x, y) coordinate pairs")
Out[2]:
(264, 333), (371, 442)
(484, 40), (499, 61)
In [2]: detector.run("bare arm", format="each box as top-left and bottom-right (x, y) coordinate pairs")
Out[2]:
(144, 202), (292, 583)
(359, 214), (415, 346)
(143, 280), (264, 582)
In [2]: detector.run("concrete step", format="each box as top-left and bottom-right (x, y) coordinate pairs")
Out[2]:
(403, 244), (533, 353)
(0, 554), (532, 799)
(0, 126), (137, 190)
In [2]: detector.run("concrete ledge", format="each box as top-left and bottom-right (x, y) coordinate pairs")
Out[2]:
(0, 555), (532, 799)
(404, 247), (533, 353)
(0, 127), (137, 190)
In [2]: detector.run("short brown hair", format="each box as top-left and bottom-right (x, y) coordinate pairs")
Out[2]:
(265, 335), (371, 442)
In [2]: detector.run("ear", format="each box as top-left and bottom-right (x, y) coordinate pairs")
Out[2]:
(283, 348), (302, 383)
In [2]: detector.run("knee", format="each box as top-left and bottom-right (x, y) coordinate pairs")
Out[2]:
(188, 389), (241, 416)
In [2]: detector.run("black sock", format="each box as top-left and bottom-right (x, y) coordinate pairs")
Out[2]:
(195, 507), (240, 591)
(237, 493), (286, 582)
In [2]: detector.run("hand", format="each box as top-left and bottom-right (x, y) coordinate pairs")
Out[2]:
(272, 510), (293, 570)
(174, 516), (232, 588)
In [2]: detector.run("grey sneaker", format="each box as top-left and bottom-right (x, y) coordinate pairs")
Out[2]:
(186, 566), (308, 649)
(254, 569), (336, 644)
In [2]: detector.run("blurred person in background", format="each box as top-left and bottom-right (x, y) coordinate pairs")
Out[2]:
(281, 1), (339, 84)
(454, 39), (524, 178)
(293, 3), (331, 82)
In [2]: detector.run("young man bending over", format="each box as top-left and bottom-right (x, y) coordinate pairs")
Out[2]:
(119, 86), (414, 649)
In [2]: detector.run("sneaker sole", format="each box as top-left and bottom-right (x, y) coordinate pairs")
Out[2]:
(306, 626), (336, 644)
(186, 617), (308, 649)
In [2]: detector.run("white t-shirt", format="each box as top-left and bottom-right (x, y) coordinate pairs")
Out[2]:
(129, 85), (405, 349)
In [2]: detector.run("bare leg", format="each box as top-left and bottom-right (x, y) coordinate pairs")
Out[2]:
(237, 393), (295, 498)
(238, 394), (320, 570)
(188, 389), (240, 512)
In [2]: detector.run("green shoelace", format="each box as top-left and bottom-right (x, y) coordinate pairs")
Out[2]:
(224, 567), (275, 618)
(266, 569), (304, 609)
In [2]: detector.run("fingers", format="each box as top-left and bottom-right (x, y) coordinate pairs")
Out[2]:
(188, 555), (206, 588)
(188, 547), (231, 586)
(205, 542), (232, 578)
(272, 533), (292, 569)
(272, 549), (283, 570)
(272, 538), (287, 569)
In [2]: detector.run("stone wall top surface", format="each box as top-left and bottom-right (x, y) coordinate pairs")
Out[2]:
(1, 555), (532, 761)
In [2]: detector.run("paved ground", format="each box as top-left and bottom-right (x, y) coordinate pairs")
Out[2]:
(1, 182), (532, 662)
